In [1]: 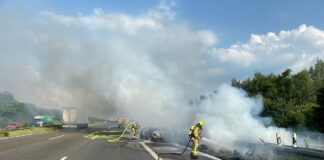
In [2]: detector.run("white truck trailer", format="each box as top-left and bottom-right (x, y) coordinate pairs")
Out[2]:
(62, 107), (88, 129)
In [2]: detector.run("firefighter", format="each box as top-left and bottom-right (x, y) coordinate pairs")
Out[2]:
(189, 121), (204, 159)
(276, 132), (281, 145)
(131, 123), (137, 139)
(292, 132), (297, 147)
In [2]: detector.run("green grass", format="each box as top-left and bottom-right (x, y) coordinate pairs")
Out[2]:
(4, 127), (59, 137)
(0, 130), (9, 136)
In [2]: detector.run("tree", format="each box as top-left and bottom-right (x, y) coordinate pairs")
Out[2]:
(231, 62), (322, 130)
(315, 88), (324, 132)
(310, 59), (324, 89)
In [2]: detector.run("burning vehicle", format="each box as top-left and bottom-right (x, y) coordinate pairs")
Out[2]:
(140, 128), (172, 142)
(117, 116), (127, 128)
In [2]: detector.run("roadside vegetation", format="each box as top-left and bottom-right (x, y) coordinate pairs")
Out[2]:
(232, 59), (324, 132)
(0, 130), (9, 137)
(0, 127), (60, 137)
(0, 92), (62, 128)
(0, 92), (63, 137)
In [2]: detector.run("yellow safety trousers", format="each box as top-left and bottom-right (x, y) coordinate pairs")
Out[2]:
(131, 128), (136, 138)
(191, 137), (199, 157)
(191, 126), (201, 157)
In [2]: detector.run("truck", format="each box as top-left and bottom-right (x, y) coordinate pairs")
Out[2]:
(62, 107), (88, 129)
(32, 115), (53, 127)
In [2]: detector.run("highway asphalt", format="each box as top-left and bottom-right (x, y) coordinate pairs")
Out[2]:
(0, 126), (221, 160)
(0, 130), (91, 160)
(146, 142), (222, 160)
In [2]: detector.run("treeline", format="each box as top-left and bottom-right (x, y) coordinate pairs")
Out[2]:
(0, 91), (61, 128)
(232, 59), (324, 132)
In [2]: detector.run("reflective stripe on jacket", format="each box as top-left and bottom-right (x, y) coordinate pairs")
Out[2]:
(192, 126), (201, 138)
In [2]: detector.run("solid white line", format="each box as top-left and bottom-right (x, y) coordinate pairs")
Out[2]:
(185, 147), (222, 160)
(139, 142), (163, 160)
(60, 156), (68, 160)
(185, 146), (223, 160)
(198, 152), (222, 160)
(49, 135), (65, 140)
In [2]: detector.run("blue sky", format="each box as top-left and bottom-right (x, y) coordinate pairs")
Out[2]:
(2, 0), (324, 47)
(177, 0), (324, 46)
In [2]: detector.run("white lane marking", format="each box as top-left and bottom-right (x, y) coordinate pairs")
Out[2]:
(174, 142), (222, 160)
(140, 142), (163, 160)
(152, 146), (180, 152)
(141, 140), (221, 160)
(198, 152), (222, 160)
(184, 147), (222, 160)
(185, 146), (222, 160)
(60, 156), (68, 160)
(49, 135), (65, 140)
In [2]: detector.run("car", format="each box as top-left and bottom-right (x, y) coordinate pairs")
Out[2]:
(5, 123), (19, 130)
(140, 127), (171, 142)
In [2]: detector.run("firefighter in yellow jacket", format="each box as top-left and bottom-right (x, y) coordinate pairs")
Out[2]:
(189, 121), (204, 159)
(131, 123), (137, 139)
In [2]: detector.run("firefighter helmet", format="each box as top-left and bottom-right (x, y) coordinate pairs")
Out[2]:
(198, 121), (204, 127)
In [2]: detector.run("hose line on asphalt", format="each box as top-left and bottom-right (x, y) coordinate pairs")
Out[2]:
(157, 139), (191, 160)
(85, 122), (136, 142)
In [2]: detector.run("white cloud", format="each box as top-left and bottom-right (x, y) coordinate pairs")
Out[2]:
(209, 24), (324, 80)
(42, 9), (163, 34)
(147, 0), (176, 20)
(211, 47), (256, 67)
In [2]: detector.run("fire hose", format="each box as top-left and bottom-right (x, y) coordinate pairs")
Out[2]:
(87, 123), (193, 159)
(157, 138), (191, 160)
(86, 122), (136, 142)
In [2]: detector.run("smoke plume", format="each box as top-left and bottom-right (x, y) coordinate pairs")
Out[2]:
(0, 1), (216, 128)
(194, 85), (292, 148)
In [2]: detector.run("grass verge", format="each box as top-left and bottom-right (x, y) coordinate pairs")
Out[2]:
(0, 127), (60, 137)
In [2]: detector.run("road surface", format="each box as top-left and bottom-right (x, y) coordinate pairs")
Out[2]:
(0, 125), (221, 160)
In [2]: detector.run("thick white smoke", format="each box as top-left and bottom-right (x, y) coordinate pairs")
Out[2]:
(0, 1), (215, 128)
(195, 85), (292, 148)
